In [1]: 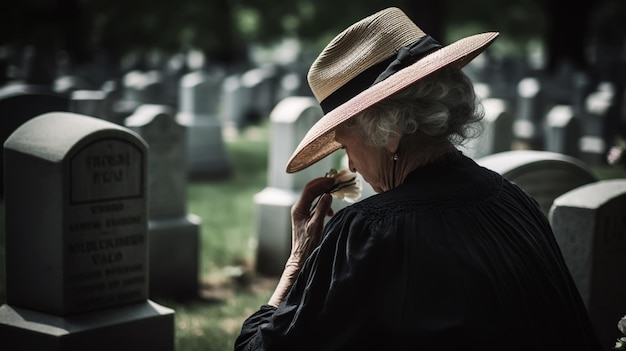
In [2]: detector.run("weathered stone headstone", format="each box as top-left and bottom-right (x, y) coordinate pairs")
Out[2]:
(126, 104), (201, 299)
(461, 98), (513, 159)
(253, 97), (333, 275)
(544, 104), (582, 157)
(477, 150), (597, 215)
(549, 179), (626, 349)
(176, 70), (232, 179)
(0, 112), (174, 350)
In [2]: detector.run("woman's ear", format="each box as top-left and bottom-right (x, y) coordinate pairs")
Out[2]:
(387, 135), (401, 154)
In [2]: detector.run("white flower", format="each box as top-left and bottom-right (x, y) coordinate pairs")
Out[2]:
(619, 315), (626, 335)
(325, 168), (362, 203)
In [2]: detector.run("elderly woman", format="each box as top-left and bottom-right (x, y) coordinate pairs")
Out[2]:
(235, 7), (602, 351)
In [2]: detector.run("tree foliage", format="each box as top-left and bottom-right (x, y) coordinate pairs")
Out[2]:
(0, 0), (622, 73)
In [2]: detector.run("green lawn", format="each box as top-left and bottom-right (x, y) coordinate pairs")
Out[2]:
(1, 121), (626, 351)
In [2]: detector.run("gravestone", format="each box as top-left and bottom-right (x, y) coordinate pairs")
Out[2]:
(126, 104), (201, 299)
(513, 77), (549, 150)
(580, 82), (615, 165)
(544, 104), (582, 158)
(70, 90), (107, 119)
(461, 98), (513, 159)
(240, 66), (279, 125)
(0, 83), (70, 196)
(549, 179), (626, 350)
(115, 70), (165, 120)
(0, 112), (174, 350)
(176, 70), (232, 179)
(221, 73), (249, 130)
(101, 79), (126, 124)
(477, 150), (597, 216)
(253, 97), (334, 276)
(53, 75), (93, 95)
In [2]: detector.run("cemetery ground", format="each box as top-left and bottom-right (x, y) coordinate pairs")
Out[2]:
(1, 120), (626, 351)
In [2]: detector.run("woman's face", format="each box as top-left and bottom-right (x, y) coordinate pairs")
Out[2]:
(334, 126), (388, 193)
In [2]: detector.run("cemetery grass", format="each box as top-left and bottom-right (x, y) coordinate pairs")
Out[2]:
(1, 121), (626, 350)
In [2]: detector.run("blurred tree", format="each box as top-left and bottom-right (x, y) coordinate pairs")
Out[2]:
(534, 0), (595, 74)
(0, 0), (623, 80)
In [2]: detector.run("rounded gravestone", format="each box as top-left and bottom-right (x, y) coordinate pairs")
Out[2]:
(477, 150), (597, 215)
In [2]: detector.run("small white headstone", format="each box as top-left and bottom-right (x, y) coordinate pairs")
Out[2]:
(177, 71), (233, 179)
(544, 104), (581, 157)
(461, 98), (512, 159)
(254, 96), (334, 275)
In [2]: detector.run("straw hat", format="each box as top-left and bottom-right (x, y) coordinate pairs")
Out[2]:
(286, 7), (499, 173)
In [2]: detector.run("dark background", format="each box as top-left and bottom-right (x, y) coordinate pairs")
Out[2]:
(1, 0), (625, 86)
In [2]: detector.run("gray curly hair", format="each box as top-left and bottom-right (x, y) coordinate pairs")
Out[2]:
(341, 67), (484, 148)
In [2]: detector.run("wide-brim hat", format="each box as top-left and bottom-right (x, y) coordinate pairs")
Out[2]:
(286, 7), (499, 173)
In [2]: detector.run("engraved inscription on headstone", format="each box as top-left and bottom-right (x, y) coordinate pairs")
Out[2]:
(66, 138), (147, 311)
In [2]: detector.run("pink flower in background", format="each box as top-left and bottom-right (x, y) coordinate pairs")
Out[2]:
(607, 145), (624, 166)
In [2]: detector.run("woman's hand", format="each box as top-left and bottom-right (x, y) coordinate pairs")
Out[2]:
(289, 176), (336, 267)
(268, 177), (335, 307)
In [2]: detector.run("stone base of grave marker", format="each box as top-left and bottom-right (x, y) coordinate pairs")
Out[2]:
(148, 214), (201, 299)
(253, 188), (297, 276)
(0, 300), (174, 351)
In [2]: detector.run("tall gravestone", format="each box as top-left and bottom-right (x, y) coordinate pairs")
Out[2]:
(240, 66), (279, 125)
(549, 179), (626, 350)
(0, 112), (174, 350)
(513, 77), (548, 150)
(253, 97), (334, 276)
(580, 82), (615, 165)
(176, 70), (232, 179)
(544, 104), (582, 158)
(477, 150), (597, 216)
(126, 104), (201, 299)
(221, 73), (248, 131)
(461, 98), (513, 159)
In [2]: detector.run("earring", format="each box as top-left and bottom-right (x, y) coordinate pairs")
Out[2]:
(392, 153), (399, 161)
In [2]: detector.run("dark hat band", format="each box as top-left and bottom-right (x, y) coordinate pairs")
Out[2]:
(319, 35), (442, 114)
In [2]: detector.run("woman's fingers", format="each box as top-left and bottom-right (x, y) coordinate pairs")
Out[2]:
(292, 177), (336, 217)
(311, 193), (333, 223)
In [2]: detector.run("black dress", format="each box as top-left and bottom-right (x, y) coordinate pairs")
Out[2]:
(235, 151), (604, 351)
